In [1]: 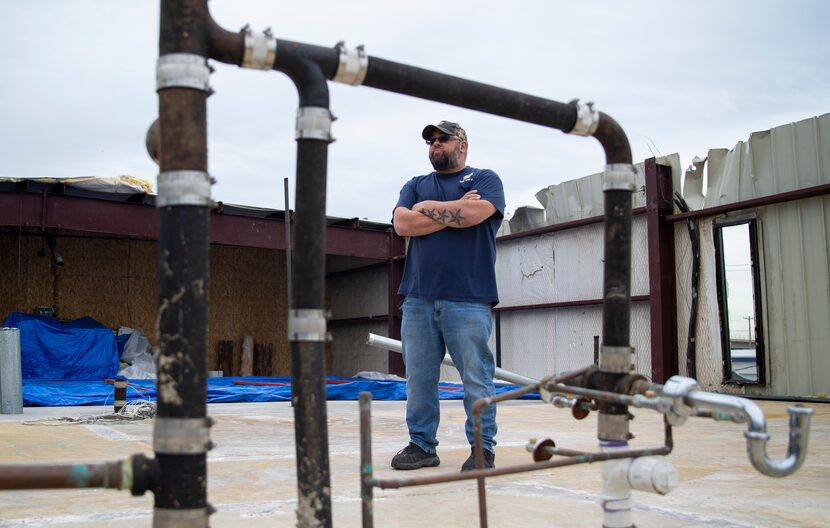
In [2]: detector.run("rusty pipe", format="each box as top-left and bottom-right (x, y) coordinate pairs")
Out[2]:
(0, 461), (129, 491)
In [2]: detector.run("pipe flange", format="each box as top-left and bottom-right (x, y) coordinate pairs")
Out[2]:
(156, 53), (212, 93)
(153, 507), (211, 527)
(296, 107), (336, 142)
(153, 417), (213, 454)
(602, 163), (637, 192)
(568, 99), (599, 136)
(288, 309), (331, 342)
(600, 345), (635, 374)
(157, 170), (214, 208)
(333, 41), (368, 85)
(661, 375), (698, 426)
(241, 24), (277, 70)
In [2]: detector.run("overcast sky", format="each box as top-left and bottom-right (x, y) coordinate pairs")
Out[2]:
(1, 1), (828, 223)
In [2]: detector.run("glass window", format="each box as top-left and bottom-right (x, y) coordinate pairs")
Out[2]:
(713, 219), (765, 384)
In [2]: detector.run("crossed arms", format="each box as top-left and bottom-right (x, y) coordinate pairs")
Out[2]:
(393, 190), (497, 237)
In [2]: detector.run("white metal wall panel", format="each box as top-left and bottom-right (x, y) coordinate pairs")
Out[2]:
(535, 154), (682, 225)
(704, 113), (830, 206)
(760, 198), (830, 397)
(498, 304), (652, 380)
(496, 216), (650, 308)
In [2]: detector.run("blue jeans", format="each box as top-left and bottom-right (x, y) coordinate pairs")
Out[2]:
(401, 297), (497, 453)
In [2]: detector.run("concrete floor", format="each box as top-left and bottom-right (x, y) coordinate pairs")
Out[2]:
(0, 397), (828, 527)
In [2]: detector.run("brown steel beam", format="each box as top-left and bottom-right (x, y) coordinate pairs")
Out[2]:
(665, 182), (830, 222)
(387, 233), (406, 376)
(493, 295), (649, 313)
(0, 192), (391, 259)
(645, 159), (678, 383)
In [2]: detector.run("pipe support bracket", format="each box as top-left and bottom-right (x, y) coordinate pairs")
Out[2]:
(156, 53), (212, 93)
(296, 107), (336, 142)
(241, 25), (277, 70)
(599, 345), (634, 374)
(288, 309), (331, 342)
(602, 163), (637, 192)
(157, 171), (214, 208)
(153, 417), (213, 454)
(333, 42), (368, 85)
(569, 99), (599, 136)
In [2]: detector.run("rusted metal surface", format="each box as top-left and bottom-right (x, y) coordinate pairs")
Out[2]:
(645, 159), (679, 383)
(0, 462), (126, 491)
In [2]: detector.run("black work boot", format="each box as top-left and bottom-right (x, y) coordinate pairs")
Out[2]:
(391, 443), (440, 470)
(461, 448), (495, 471)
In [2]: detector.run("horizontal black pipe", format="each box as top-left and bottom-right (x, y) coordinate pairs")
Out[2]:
(494, 295), (650, 313)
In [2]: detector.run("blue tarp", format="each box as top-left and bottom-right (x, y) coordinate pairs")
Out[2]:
(22, 376), (540, 407)
(3, 312), (119, 380)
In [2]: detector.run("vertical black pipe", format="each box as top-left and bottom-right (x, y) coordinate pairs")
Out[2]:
(601, 190), (632, 347)
(156, 0), (210, 520)
(274, 53), (333, 527)
(359, 392), (374, 528)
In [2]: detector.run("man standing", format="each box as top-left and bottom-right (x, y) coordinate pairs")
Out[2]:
(391, 120), (505, 471)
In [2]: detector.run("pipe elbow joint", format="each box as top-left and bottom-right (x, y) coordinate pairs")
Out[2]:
(744, 405), (813, 478)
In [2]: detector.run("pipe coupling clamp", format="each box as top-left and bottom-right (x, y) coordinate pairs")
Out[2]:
(157, 170), (213, 208)
(241, 25), (277, 70)
(296, 107), (336, 142)
(599, 345), (635, 374)
(602, 163), (637, 192)
(333, 42), (368, 85)
(153, 417), (213, 454)
(288, 309), (331, 342)
(156, 53), (212, 93)
(661, 375), (699, 426)
(153, 507), (211, 527)
(598, 413), (631, 442)
(569, 99), (599, 136)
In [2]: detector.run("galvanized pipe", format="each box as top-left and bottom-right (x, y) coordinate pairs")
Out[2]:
(0, 327), (23, 414)
(684, 390), (813, 477)
(366, 333), (538, 386)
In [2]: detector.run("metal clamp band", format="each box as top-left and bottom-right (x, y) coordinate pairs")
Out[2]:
(600, 345), (635, 374)
(157, 170), (213, 208)
(153, 507), (210, 527)
(288, 309), (331, 342)
(242, 25), (277, 70)
(156, 53), (212, 92)
(296, 107), (336, 142)
(569, 99), (599, 136)
(602, 163), (637, 192)
(333, 42), (368, 85)
(153, 417), (212, 454)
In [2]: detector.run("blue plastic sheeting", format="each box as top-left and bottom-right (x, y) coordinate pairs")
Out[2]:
(3, 312), (119, 380)
(22, 376), (540, 407)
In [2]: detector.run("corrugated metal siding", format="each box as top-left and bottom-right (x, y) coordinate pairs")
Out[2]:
(677, 113), (830, 397)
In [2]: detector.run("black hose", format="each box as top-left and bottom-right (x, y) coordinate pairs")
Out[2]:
(674, 193), (699, 379)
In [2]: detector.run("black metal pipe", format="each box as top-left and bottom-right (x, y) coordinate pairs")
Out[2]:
(156, 0), (211, 519)
(273, 53), (333, 527)
(363, 56), (577, 132)
(359, 392), (374, 528)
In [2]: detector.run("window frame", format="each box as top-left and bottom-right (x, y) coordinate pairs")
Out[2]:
(713, 217), (767, 385)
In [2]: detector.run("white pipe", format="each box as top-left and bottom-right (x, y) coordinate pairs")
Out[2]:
(365, 333), (538, 386)
(602, 444), (678, 528)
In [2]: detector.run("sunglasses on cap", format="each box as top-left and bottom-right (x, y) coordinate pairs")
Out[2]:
(425, 134), (461, 146)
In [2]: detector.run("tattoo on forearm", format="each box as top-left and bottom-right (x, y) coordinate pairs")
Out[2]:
(418, 207), (463, 225)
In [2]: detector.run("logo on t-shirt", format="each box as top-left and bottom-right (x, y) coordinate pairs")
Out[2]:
(459, 172), (474, 190)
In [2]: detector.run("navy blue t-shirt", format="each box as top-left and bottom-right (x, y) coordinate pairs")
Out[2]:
(394, 166), (505, 304)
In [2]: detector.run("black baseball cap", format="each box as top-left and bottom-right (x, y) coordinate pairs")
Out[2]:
(422, 120), (467, 142)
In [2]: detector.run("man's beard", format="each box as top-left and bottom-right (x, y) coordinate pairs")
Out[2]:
(429, 148), (461, 171)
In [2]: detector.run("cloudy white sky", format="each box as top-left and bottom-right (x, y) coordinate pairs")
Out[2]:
(1, 1), (828, 222)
